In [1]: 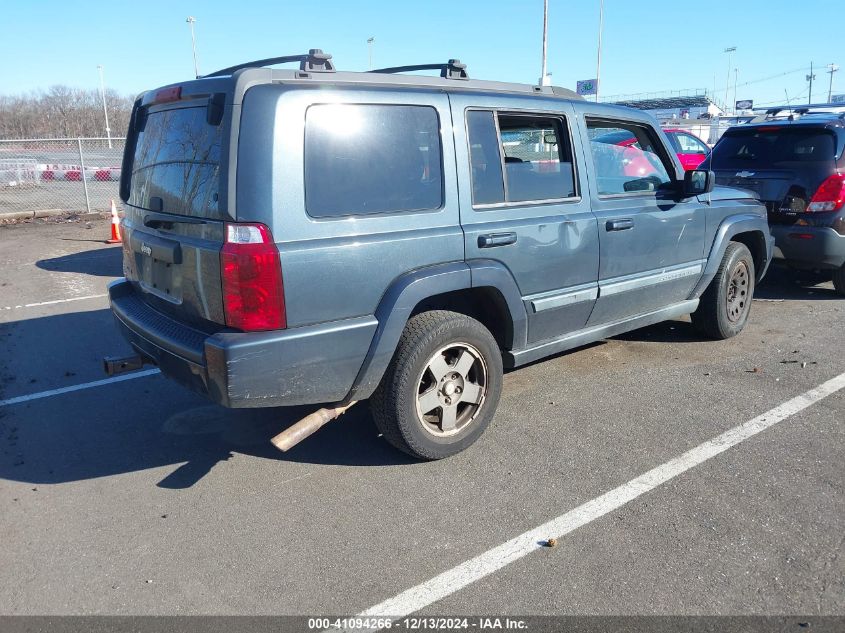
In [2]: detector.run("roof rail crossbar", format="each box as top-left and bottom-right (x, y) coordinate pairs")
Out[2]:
(203, 49), (335, 78)
(370, 59), (469, 80)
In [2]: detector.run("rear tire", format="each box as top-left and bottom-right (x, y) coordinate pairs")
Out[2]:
(833, 265), (845, 296)
(370, 310), (503, 460)
(691, 242), (755, 339)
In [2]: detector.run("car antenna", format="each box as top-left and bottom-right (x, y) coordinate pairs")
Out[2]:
(784, 89), (794, 120)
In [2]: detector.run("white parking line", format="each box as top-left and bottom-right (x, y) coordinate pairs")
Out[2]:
(352, 371), (845, 628)
(1, 293), (108, 311)
(0, 368), (161, 407)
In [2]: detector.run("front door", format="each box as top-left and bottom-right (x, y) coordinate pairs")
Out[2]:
(578, 116), (707, 326)
(450, 95), (599, 346)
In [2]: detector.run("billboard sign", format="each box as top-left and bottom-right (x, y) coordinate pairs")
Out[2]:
(831, 94), (845, 104)
(735, 99), (754, 110)
(576, 79), (598, 96)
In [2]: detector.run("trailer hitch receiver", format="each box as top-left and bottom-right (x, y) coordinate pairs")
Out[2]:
(103, 354), (146, 376)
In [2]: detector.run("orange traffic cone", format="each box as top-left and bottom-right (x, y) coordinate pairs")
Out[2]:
(107, 200), (122, 244)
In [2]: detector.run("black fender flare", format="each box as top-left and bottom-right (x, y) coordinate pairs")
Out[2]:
(345, 260), (526, 402)
(467, 259), (528, 350)
(689, 213), (774, 299)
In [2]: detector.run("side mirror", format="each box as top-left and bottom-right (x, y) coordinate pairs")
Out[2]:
(683, 169), (714, 196)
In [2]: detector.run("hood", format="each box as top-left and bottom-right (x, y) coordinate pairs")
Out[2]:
(699, 185), (759, 203)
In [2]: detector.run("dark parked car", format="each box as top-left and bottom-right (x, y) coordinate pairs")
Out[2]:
(702, 110), (845, 294)
(106, 51), (773, 459)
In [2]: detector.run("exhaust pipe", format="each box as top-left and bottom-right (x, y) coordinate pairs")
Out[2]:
(103, 354), (146, 376)
(271, 401), (358, 452)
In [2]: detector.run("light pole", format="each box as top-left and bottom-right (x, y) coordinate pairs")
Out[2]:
(806, 61), (816, 105)
(828, 64), (840, 102)
(539, 0), (548, 86)
(595, 0), (604, 102)
(186, 16), (200, 78)
(723, 46), (736, 113)
(367, 37), (375, 70)
(97, 65), (112, 149)
(733, 67), (738, 113)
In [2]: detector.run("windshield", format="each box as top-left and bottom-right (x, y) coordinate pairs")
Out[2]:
(711, 127), (836, 169)
(128, 106), (224, 218)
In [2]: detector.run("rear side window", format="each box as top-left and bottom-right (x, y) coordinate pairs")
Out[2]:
(466, 110), (577, 206)
(674, 132), (709, 154)
(586, 119), (673, 195)
(711, 128), (836, 168)
(129, 106), (224, 219)
(304, 104), (443, 218)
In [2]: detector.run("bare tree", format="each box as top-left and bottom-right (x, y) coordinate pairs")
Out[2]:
(0, 86), (134, 139)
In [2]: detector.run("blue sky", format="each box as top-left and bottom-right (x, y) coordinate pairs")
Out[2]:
(1, 0), (842, 107)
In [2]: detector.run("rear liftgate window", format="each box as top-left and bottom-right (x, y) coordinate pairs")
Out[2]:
(129, 106), (223, 218)
(467, 110), (576, 206)
(711, 128), (837, 169)
(304, 104), (443, 218)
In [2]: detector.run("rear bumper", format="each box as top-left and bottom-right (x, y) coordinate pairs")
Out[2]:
(108, 280), (377, 408)
(771, 226), (845, 270)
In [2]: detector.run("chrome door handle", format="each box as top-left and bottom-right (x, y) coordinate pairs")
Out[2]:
(478, 232), (517, 248)
(606, 218), (634, 231)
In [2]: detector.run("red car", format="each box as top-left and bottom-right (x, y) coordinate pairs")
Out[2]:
(664, 128), (711, 170)
(593, 128), (711, 173)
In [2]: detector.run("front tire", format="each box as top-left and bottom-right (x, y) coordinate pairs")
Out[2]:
(370, 310), (503, 460)
(691, 242), (755, 339)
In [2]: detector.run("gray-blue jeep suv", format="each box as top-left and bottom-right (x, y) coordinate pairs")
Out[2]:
(106, 51), (773, 460)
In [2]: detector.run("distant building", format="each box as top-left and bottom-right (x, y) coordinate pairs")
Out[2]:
(608, 94), (725, 122)
(604, 92), (731, 145)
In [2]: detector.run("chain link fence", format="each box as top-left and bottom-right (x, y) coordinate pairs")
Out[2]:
(0, 137), (125, 215)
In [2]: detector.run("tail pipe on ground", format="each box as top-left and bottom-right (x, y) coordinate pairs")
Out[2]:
(103, 352), (357, 453)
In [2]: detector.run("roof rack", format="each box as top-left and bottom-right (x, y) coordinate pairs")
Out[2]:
(370, 59), (469, 80)
(754, 103), (845, 115)
(746, 102), (845, 123)
(203, 49), (335, 78)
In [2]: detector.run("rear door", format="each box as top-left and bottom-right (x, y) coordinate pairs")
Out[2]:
(121, 93), (231, 329)
(577, 114), (706, 326)
(451, 94), (599, 345)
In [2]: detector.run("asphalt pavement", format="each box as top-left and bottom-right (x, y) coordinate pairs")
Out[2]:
(0, 218), (843, 620)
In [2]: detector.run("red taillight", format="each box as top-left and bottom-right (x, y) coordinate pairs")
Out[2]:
(220, 223), (286, 331)
(153, 86), (182, 104)
(807, 174), (845, 212)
